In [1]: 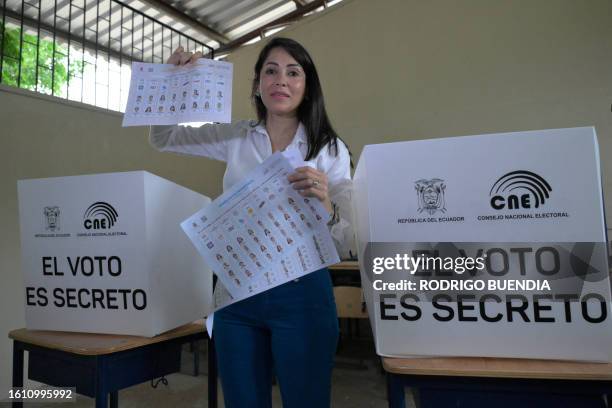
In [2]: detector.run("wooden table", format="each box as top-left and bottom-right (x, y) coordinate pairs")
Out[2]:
(10, 321), (217, 408)
(329, 261), (364, 324)
(384, 356), (612, 408)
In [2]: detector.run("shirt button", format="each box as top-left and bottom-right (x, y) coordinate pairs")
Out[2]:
(293, 278), (300, 282)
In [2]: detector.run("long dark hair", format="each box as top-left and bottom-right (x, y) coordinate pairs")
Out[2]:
(251, 37), (343, 161)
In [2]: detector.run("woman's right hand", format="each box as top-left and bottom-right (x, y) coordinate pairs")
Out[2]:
(167, 46), (203, 65)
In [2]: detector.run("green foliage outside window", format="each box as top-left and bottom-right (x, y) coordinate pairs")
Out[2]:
(1, 23), (83, 95)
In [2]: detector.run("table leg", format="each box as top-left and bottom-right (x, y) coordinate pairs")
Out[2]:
(386, 372), (406, 408)
(95, 358), (108, 408)
(12, 341), (24, 408)
(208, 337), (217, 408)
(110, 391), (118, 408)
(193, 340), (200, 376)
(95, 393), (107, 408)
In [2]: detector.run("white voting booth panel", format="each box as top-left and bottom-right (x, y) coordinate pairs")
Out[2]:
(18, 171), (213, 337)
(353, 127), (612, 362)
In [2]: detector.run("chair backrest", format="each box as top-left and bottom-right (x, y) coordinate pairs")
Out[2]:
(333, 286), (368, 319)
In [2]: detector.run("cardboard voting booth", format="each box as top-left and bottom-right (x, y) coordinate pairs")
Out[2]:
(353, 127), (612, 362)
(18, 171), (213, 337)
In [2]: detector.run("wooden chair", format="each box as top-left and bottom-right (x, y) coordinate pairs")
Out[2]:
(334, 286), (369, 370)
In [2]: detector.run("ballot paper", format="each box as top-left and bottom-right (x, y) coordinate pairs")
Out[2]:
(181, 149), (340, 310)
(122, 59), (232, 126)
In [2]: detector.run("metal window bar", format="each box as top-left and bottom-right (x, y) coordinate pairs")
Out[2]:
(79, 0), (84, 102)
(0, 0), (6, 83)
(139, 12), (143, 62)
(0, 0), (213, 112)
(16, 0), (23, 86)
(65, 0), (70, 96)
(107, 0), (111, 107)
(93, 0), (98, 103)
(117, 3), (121, 109)
(139, 13), (143, 62)
(51, 1), (56, 93)
(34, 0), (40, 92)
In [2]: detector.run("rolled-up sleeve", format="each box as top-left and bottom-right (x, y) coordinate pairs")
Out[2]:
(149, 123), (233, 162)
(325, 141), (356, 260)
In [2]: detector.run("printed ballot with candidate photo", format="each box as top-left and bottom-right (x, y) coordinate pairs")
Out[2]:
(181, 148), (340, 311)
(122, 59), (233, 126)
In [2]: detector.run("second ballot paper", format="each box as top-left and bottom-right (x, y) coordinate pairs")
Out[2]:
(181, 148), (340, 310)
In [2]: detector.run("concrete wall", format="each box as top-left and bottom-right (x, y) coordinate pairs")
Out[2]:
(0, 85), (225, 395)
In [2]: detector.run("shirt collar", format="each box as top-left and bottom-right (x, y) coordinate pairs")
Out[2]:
(253, 121), (307, 148)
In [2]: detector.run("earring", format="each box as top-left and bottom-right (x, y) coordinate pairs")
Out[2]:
(254, 90), (261, 97)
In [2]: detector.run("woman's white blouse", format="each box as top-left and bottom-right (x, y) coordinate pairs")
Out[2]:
(149, 120), (355, 259)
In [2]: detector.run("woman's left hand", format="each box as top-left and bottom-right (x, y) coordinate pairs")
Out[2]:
(287, 167), (333, 213)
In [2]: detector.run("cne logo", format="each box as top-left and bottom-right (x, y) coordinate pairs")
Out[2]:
(83, 202), (118, 230)
(490, 170), (552, 210)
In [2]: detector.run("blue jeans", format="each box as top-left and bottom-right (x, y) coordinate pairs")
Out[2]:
(214, 268), (339, 408)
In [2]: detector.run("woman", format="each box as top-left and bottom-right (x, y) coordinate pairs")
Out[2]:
(150, 37), (354, 408)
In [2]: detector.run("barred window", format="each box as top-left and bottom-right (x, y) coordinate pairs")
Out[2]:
(0, 0), (213, 112)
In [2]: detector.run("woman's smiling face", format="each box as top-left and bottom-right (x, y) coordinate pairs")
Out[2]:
(258, 47), (306, 118)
